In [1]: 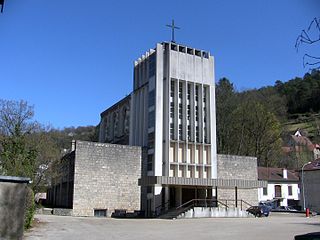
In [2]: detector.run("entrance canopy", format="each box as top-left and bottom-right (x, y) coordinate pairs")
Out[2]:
(139, 176), (267, 189)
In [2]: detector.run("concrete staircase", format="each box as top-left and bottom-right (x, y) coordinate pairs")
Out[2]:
(158, 208), (183, 219)
(177, 207), (250, 218)
(159, 207), (251, 219)
(158, 199), (252, 219)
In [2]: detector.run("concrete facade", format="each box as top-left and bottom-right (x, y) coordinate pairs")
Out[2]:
(0, 176), (30, 240)
(120, 42), (217, 215)
(48, 141), (142, 217)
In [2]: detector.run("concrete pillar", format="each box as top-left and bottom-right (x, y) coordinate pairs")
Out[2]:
(175, 187), (182, 207)
(165, 187), (170, 211)
(198, 188), (206, 199)
(235, 187), (238, 208)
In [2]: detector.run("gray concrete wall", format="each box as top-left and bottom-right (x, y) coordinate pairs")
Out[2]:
(72, 141), (142, 217)
(304, 170), (320, 213)
(0, 179), (28, 240)
(217, 154), (259, 206)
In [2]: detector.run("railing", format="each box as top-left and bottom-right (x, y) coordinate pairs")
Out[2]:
(218, 199), (253, 210)
(175, 198), (229, 217)
(154, 198), (253, 218)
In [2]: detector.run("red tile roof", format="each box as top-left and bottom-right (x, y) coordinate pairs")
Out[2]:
(258, 167), (299, 182)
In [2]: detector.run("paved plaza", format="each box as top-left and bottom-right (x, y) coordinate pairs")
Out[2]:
(24, 214), (320, 240)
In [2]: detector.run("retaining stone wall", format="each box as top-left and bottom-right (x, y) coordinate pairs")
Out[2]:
(72, 141), (141, 217)
(217, 154), (259, 206)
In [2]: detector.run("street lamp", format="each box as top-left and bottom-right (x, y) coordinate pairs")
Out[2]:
(302, 161), (311, 210)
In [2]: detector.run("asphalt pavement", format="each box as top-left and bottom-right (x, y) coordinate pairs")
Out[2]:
(24, 214), (320, 240)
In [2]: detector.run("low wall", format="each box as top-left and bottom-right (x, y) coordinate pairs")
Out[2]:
(0, 176), (30, 240)
(53, 208), (73, 216)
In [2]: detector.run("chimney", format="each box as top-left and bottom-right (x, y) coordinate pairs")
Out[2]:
(283, 169), (288, 179)
(71, 140), (76, 151)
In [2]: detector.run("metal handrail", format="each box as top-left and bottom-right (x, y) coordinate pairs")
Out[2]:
(218, 199), (253, 210)
(155, 198), (251, 217)
(176, 199), (228, 213)
(240, 199), (252, 210)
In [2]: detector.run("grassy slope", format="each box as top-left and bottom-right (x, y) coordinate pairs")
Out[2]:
(283, 113), (320, 143)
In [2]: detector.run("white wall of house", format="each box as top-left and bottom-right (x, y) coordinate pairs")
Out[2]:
(258, 183), (299, 206)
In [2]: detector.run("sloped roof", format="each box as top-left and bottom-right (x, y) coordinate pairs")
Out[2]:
(290, 135), (314, 151)
(258, 167), (299, 182)
(303, 158), (320, 171)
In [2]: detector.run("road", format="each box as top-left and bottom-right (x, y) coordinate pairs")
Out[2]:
(24, 214), (320, 240)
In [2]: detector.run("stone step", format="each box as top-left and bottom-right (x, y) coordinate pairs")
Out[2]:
(159, 207), (251, 219)
(178, 207), (250, 218)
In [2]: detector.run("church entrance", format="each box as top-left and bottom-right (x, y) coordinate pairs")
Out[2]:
(168, 186), (214, 209)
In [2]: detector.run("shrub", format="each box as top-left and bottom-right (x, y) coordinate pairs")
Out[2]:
(24, 187), (35, 230)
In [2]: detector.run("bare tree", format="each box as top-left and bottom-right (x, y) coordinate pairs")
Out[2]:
(0, 100), (38, 136)
(0, 99), (60, 192)
(295, 17), (320, 70)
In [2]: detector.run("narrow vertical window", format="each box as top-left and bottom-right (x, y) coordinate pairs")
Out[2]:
(263, 187), (268, 196)
(170, 80), (175, 98)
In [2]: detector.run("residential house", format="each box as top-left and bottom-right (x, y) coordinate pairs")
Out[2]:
(258, 167), (300, 208)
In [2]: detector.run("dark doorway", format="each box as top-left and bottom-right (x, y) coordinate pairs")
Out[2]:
(182, 188), (195, 203)
(275, 185), (282, 198)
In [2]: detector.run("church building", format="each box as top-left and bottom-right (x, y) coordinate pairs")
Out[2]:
(47, 41), (265, 217)
(98, 41), (264, 216)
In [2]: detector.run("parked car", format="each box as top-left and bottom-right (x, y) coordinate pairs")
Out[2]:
(246, 205), (270, 217)
(259, 202), (273, 211)
(294, 232), (320, 239)
(259, 200), (278, 210)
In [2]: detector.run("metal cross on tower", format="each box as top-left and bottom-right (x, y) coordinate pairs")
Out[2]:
(166, 19), (180, 43)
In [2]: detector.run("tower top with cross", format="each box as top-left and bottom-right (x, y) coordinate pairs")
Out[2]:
(166, 19), (180, 43)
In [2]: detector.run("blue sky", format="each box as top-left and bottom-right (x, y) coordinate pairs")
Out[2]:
(0, 0), (319, 128)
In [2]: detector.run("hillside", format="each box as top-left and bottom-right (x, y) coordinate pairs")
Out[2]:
(283, 113), (320, 143)
(48, 125), (99, 152)
(216, 70), (320, 168)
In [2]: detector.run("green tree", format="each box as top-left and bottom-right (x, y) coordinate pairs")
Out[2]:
(230, 100), (282, 166)
(0, 100), (39, 178)
(216, 78), (237, 154)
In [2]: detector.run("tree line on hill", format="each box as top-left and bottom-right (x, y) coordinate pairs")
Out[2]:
(216, 70), (320, 168)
